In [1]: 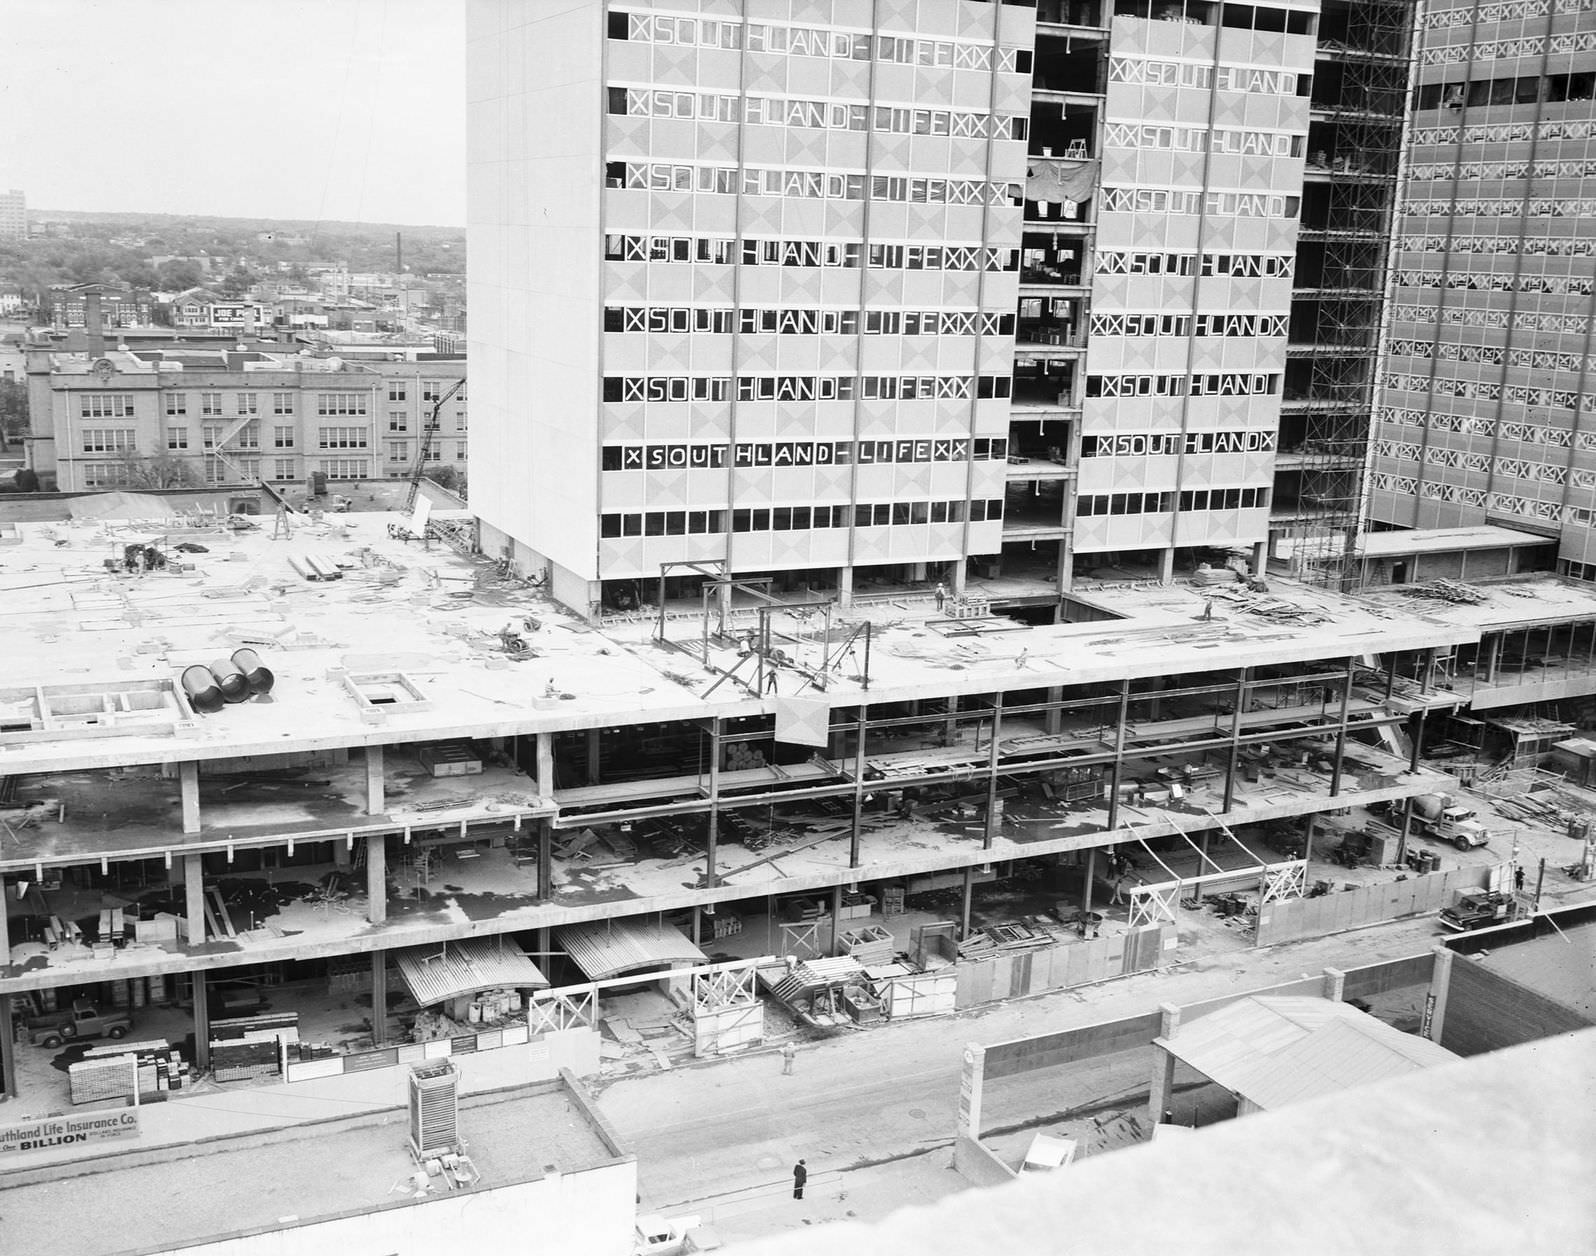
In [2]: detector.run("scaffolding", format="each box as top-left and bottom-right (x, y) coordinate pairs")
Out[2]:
(1286, 0), (1417, 591)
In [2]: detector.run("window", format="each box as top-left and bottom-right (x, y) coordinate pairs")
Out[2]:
(455, 414), (467, 432)
(81, 461), (133, 488)
(422, 381), (444, 403)
(272, 392), (296, 415)
(79, 393), (135, 418)
(389, 442), (410, 462)
(320, 458), (369, 479)
(200, 392), (223, 416)
(165, 395), (187, 417)
(236, 421), (261, 450)
(272, 459), (297, 480)
(388, 383), (408, 402)
(202, 424), (225, 449)
(82, 428), (136, 453)
(273, 426), (295, 449)
(167, 427), (189, 450)
(316, 393), (367, 416)
(388, 411), (409, 433)
(455, 443), (467, 461)
(318, 426), (369, 449)
(236, 393), (259, 416)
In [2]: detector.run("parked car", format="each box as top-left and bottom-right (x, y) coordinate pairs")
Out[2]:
(25, 1000), (132, 1048)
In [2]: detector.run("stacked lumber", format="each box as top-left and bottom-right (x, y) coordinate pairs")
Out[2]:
(71, 1041), (189, 1104)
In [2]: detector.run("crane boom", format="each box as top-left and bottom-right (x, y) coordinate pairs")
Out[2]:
(405, 376), (466, 511)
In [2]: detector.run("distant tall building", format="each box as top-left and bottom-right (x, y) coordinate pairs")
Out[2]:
(0, 188), (25, 239)
(467, 0), (1415, 615)
(1369, 0), (1596, 581)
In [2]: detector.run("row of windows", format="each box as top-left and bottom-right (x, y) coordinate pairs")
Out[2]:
(609, 11), (1032, 74)
(1095, 251), (1293, 278)
(1103, 122), (1304, 158)
(1391, 303), (1591, 337)
(81, 428), (136, 453)
(1100, 187), (1301, 219)
(1108, 57), (1306, 97)
(1076, 487), (1270, 516)
(1089, 312), (1288, 339)
(318, 427), (369, 449)
(1407, 158), (1596, 183)
(604, 234), (1018, 272)
(606, 162), (1019, 207)
(77, 393), (134, 418)
(1385, 374), (1586, 411)
(1394, 269), (1595, 297)
(1418, 35), (1596, 71)
(316, 393), (368, 416)
(1416, 72), (1595, 112)
(1385, 340), (1594, 374)
(608, 88), (1028, 140)
(1401, 234), (1595, 259)
(603, 374), (1013, 404)
(1401, 197), (1596, 218)
(1085, 373), (1281, 399)
(600, 498), (1005, 538)
(1378, 407), (1596, 451)
(1081, 431), (1277, 457)
(1420, 0), (1586, 31)
(1410, 118), (1594, 147)
(600, 437), (1009, 471)
(603, 306), (1013, 337)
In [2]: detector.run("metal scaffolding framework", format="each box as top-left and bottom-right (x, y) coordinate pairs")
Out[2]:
(1286, 0), (1417, 591)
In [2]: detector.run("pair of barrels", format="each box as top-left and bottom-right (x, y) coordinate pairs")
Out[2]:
(181, 649), (274, 714)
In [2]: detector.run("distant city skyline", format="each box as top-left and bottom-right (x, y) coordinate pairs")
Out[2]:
(0, 0), (466, 227)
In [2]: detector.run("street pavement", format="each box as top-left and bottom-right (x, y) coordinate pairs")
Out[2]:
(594, 912), (1458, 1245)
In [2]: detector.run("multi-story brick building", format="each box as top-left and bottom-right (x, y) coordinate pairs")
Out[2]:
(25, 346), (467, 491)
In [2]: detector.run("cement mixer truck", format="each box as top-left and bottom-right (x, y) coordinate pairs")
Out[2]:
(1410, 793), (1492, 851)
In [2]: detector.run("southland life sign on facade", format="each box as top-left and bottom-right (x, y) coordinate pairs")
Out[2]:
(0, 1109), (139, 1156)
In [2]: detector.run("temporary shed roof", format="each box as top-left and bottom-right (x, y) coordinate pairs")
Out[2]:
(393, 937), (548, 1008)
(1157, 996), (1456, 1111)
(556, 919), (706, 981)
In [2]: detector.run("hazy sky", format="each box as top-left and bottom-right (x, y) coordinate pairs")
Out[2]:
(0, 0), (467, 226)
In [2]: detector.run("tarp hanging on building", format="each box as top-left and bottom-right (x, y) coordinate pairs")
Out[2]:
(774, 695), (831, 749)
(1025, 157), (1099, 205)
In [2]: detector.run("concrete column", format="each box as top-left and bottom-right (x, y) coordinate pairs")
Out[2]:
(943, 695), (959, 746)
(1044, 687), (1063, 735)
(1251, 540), (1268, 578)
(1081, 847), (1096, 915)
(371, 951), (387, 1046)
(1148, 1002), (1181, 1121)
(983, 693), (1004, 851)
(585, 729), (602, 784)
(535, 731), (556, 798)
(831, 884), (845, 953)
(836, 565), (854, 609)
(706, 718), (721, 888)
(850, 706), (868, 868)
(0, 994), (16, 1103)
(1222, 668), (1249, 812)
(960, 865), (975, 939)
(950, 558), (968, 596)
(0, 881), (10, 968)
(1424, 946), (1454, 1043)
(365, 834), (387, 924)
(537, 820), (553, 903)
(179, 761), (201, 835)
(193, 976), (210, 1070)
(183, 853), (206, 944)
(364, 745), (385, 815)
(1321, 967), (1346, 1003)
(1156, 548), (1175, 584)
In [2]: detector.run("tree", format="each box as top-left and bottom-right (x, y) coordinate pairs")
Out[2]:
(423, 464), (467, 500)
(115, 449), (201, 489)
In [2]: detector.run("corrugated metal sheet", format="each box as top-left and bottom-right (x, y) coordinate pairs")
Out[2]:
(1160, 996), (1457, 1111)
(394, 937), (548, 1007)
(556, 920), (706, 981)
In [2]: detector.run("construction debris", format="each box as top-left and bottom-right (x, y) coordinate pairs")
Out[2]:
(1397, 579), (1488, 605)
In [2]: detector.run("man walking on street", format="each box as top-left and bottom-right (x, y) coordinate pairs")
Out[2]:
(1513, 865), (1526, 892)
(793, 1159), (807, 1200)
(781, 1042), (796, 1075)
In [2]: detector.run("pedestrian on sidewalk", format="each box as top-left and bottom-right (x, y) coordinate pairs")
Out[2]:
(1109, 874), (1126, 906)
(1513, 865), (1525, 892)
(793, 1159), (807, 1200)
(781, 1042), (796, 1075)
(935, 582), (948, 611)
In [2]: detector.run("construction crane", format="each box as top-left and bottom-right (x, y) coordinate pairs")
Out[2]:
(405, 377), (466, 512)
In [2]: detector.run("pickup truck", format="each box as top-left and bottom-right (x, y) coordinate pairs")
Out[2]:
(1438, 890), (1512, 932)
(25, 1000), (133, 1049)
